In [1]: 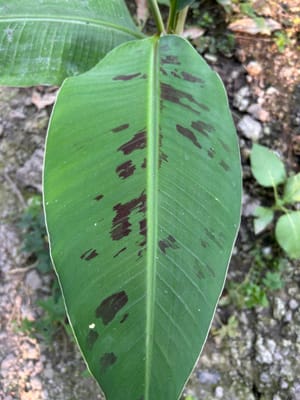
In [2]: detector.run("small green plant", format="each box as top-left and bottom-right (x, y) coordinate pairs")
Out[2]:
(0, 1), (242, 399)
(274, 31), (290, 53)
(250, 143), (300, 259)
(19, 196), (51, 273)
(19, 196), (71, 342)
(224, 249), (285, 309)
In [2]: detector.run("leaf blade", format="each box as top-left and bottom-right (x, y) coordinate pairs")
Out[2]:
(250, 143), (286, 187)
(44, 35), (242, 400)
(0, 0), (142, 86)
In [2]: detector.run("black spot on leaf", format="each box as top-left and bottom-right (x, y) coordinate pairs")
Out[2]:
(80, 248), (99, 261)
(118, 130), (146, 155)
(86, 329), (99, 350)
(176, 124), (202, 150)
(116, 160), (136, 179)
(111, 191), (146, 241)
(100, 352), (117, 373)
(112, 123), (130, 133)
(120, 313), (129, 323)
(113, 73), (142, 81)
(159, 235), (180, 254)
(141, 158), (147, 169)
(96, 291), (128, 325)
(113, 247), (127, 258)
(94, 194), (104, 201)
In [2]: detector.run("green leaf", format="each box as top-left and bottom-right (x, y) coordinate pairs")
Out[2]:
(253, 206), (274, 234)
(250, 144), (286, 187)
(275, 212), (300, 259)
(0, 0), (142, 86)
(283, 173), (300, 203)
(44, 35), (242, 400)
(170, 0), (195, 11)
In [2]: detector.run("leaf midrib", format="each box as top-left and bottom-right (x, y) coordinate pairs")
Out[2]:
(145, 36), (160, 400)
(0, 15), (144, 39)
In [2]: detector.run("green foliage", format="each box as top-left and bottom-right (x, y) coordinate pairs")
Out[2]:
(19, 196), (51, 273)
(225, 250), (285, 310)
(274, 31), (290, 53)
(250, 144), (300, 259)
(1, 1), (242, 399)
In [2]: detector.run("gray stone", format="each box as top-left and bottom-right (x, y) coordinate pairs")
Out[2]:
(238, 115), (262, 141)
(197, 370), (221, 385)
(289, 299), (299, 310)
(273, 298), (286, 320)
(256, 337), (274, 364)
(215, 386), (224, 398)
(25, 269), (42, 291)
(234, 86), (251, 111)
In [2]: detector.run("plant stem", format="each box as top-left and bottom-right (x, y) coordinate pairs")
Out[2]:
(148, 0), (165, 34)
(167, 3), (178, 33)
(174, 6), (189, 34)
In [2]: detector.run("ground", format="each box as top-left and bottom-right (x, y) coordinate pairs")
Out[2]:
(0, 1), (299, 399)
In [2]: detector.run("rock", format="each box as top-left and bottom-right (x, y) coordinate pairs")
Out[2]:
(289, 299), (298, 310)
(273, 298), (285, 320)
(25, 270), (42, 291)
(238, 115), (262, 141)
(246, 61), (263, 77)
(197, 370), (221, 385)
(215, 386), (224, 398)
(255, 337), (274, 364)
(16, 148), (44, 192)
(234, 86), (251, 111)
(228, 18), (281, 35)
(248, 103), (270, 122)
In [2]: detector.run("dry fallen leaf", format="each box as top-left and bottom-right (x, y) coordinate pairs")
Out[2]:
(182, 27), (205, 40)
(135, 0), (149, 26)
(31, 90), (57, 110)
(228, 17), (281, 35)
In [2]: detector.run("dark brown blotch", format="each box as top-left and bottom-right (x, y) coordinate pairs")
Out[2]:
(80, 248), (99, 261)
(112, 123), (130, 133)
(141, 158), (147, 169)
(94, 194), (104, 201)
(201, 240), (208, 248)
(161, 55), (180, 65)
(204, 228), (223, 250)
(96, 291), (128, 325)
(160, 67), (168, 76)
(220, 160), (230, 171)
(118, 130), (146, 155)
(120, 313), (129, 323)
(113, 247), (127, 258)
(100, 352), (117, 373)
(86, 329), (99, 351)
(113, 73), (142, 81)
(182, 72), (204, 85)
(207, 148), (215, 158)
(171, 70), (181, 79)
(191, 120), (214, 138)
(161, 83), (209, 114)
(176, 124), (202, 150)
(159, 235), (180, 254)
(218, 138), (231, 153)
(111, 191), (146, 241)
(116, 160), (136, 179)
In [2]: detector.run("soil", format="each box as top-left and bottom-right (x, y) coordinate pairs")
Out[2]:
(0, 1), (300, 399)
